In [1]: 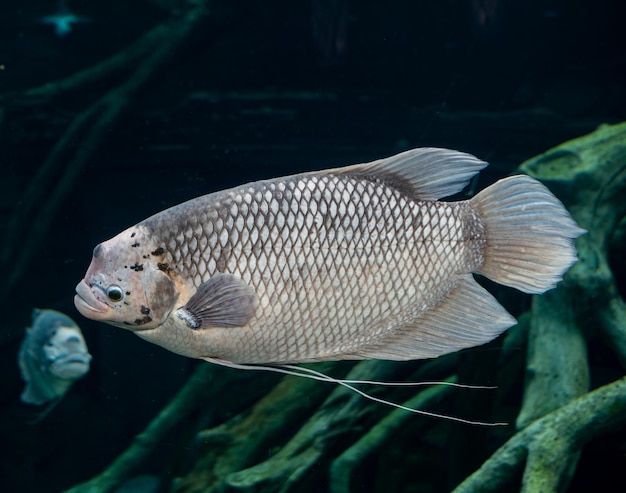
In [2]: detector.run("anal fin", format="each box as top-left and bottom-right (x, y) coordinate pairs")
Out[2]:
(350, 275), (516, 361)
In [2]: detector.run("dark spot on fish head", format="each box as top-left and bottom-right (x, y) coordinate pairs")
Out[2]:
(152, 247), (165, 256)
(130, 263), (144, 271)
(132, 242), (140, 248)
(134, 316), (153, 326)
(157, 262), (171, 272)
(131, 232), (136, 238)
(140, 305), (150, 315)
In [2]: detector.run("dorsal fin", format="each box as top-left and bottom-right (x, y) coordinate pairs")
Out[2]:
(331, 147), (488, 200)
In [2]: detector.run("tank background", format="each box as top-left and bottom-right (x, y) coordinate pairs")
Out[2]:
(0, 0), (624, 491)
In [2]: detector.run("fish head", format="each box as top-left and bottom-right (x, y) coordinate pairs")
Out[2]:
(74, 227), (179, 331)
(18, 309), (91, 404)
(44, 325), (92, 380)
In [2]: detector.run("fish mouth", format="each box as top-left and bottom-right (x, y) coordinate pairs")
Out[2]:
(74, 279), (110, 319)
(50, 359), (91, 379)
(53, 353), (92, 365)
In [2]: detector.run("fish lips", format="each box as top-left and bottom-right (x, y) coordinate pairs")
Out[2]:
(50, 356), (91, 379)
(74, 279), (110, 319)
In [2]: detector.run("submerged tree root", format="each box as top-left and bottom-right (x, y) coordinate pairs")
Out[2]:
(452, 376), (626, 493)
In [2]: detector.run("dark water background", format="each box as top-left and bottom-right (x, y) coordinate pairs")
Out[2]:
(0, 0), (625, 492)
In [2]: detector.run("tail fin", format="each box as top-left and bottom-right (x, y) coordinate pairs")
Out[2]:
(471, 175), (585, 294)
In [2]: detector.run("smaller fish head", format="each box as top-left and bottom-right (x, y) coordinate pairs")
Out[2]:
(74, 231), (178, 331)
(44, 326), (92, 379)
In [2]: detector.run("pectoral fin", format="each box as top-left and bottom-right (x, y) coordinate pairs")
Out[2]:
(175, 273), (257, 329)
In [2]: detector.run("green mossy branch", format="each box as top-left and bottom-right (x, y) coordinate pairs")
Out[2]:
(452, 376), (626, 493)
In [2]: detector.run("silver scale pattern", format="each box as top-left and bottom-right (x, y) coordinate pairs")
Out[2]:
(151, 173), (481, 362)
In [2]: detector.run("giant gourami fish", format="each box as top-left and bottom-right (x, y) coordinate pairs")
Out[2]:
(18, 309), (91, 406)
(75, 148), (583, 370)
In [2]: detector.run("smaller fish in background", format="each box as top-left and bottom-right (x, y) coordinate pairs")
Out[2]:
(18, 309), (92, 406)
(40, 0), (89, 37)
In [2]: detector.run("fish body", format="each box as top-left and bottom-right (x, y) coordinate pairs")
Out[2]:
(18, 309), (92, 405)
(74, 148), (583, 365)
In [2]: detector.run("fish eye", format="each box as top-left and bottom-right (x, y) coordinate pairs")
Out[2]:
(106, 285), (124, 302)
